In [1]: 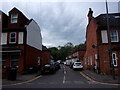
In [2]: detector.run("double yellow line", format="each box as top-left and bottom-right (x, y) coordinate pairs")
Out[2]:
(80, 72), (120, 86)
(2, 75), (42, 86)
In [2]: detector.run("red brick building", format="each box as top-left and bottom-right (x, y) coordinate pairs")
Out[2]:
(84, 8), (120, 75)
(66, 46), (86, 65)
(41, 45), (51, 67)
(0, 8), (50, 75)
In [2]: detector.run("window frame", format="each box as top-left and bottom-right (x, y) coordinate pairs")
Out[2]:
(11, 13), (18, 24)
(18, 32), (24, 44)
(112, 53), (118, 67)
(110, 30), (119, 42)
(1, 33), (7, 45)
(0, 14), (1, 22)
(9, 32), (16, 44)
(101, 30), (108, 43)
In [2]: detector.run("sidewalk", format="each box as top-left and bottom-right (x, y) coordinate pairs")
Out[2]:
(2, 73), (40, 85)
(82, 70), (120, 84)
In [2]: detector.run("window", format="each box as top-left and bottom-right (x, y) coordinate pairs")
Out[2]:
(2, 55), (6, 66)
(101, 30), (108, 43)
(1, 33), (7, 45)
(90, 56), (92, 65)
(10, 55), (18, 67)
(11, 14), (18, 23)
(18, 32), (23, 44)
(112, 53), (117, 67)
(110, 30), (119, 42)
(0, 14), (1, 22)
(9, 32), (16, 44)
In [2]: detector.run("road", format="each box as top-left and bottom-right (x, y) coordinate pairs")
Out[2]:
(2, 64), (119, 88)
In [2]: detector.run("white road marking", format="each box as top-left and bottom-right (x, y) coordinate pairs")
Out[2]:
(63, 75), (66, 84)
(64, 71), (66, 74)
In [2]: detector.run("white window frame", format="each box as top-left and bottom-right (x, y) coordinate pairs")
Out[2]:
(9, 32), (16, 44)
(1, 33), (7, 45)
(90, 56), (92, 65)
(112, 53), (118, 67)
(11, 14), (18, 24)
(110, 30), (119, 42)
(101, 30), (108, 43)
(0, 14), (1, 22)
(18, 32), (23, 44)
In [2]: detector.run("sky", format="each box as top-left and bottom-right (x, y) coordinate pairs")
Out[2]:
(0, 0), (119, 47)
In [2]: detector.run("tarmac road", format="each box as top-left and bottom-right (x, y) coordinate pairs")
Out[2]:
(2, 64), (119, 89)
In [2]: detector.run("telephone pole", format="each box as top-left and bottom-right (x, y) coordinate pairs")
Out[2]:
(105, 0), (115, 79)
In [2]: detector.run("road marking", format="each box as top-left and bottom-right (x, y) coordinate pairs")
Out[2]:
(80, 72), (120, 86)
(64, 71), (66, 74)
(63, 75), (65, 84)
(3, 75), (42, 86)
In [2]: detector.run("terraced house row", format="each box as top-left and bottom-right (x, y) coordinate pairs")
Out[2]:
(66, 8), (120, 75)
(0, 7), (50, 78)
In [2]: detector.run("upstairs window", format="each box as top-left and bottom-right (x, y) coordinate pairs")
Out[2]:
(101, 30), (108, 43)
(18, 32), (23, 44)
(110, 30), (119, 42)
(11, 14), (18, 23)
(9, 32), (16, 44)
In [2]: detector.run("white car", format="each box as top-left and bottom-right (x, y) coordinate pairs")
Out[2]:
(73, 62), (83, 71)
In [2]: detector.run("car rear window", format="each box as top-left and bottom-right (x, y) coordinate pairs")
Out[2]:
(45, 64), (50, 67)
(74, 62), (81, 65)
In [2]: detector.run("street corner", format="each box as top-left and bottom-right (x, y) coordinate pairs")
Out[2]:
(80, 71), (120, 86)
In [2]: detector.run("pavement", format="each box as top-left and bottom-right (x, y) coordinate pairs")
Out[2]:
(2, 69), (120, 86)
(82, 70), (120, 84)
(2, 72), (40, 86)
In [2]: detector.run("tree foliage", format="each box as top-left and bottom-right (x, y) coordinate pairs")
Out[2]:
(48, 42), (85, 61)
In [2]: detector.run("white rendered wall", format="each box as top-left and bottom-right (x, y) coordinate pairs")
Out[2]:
(26, 20), (42, 51)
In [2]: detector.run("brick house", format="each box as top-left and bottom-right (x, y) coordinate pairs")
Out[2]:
(66, 46), (86, 65)
(41, 45), (51, 67)
(0, 7), (44, 74)
(84, 8), (120, 75)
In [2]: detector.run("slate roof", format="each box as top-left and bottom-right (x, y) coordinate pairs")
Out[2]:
(95, 13), (120, 29)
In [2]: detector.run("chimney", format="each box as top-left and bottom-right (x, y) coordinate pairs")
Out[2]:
(87, 8), (93, 23)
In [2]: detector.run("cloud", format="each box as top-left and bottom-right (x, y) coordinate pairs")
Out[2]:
(0, 2), (118, 47)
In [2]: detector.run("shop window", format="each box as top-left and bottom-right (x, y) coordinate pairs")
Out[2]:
(10, 55), (18, 67)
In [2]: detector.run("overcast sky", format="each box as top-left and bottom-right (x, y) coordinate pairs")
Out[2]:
(0, 1), (119, 47)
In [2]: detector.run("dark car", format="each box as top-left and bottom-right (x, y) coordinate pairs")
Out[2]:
(41, 63), (55, 74)
(54, 62), (61, 70)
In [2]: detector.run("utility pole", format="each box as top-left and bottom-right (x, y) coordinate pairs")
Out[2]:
(105, 0), (115, 79)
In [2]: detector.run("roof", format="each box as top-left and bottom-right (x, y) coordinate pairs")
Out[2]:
(95, 13), (120, 29)
(42, 45), (49, 51)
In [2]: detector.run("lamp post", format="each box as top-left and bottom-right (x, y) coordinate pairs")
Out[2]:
(105, 0), (115, 79)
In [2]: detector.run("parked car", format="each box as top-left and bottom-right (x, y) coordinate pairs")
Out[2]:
(69, 62), (74, 69)
(53, 62), (61, 70)
(73, 62), (83, 71)
(28, 65), (39, 73)
(41, 63), (55, 74)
